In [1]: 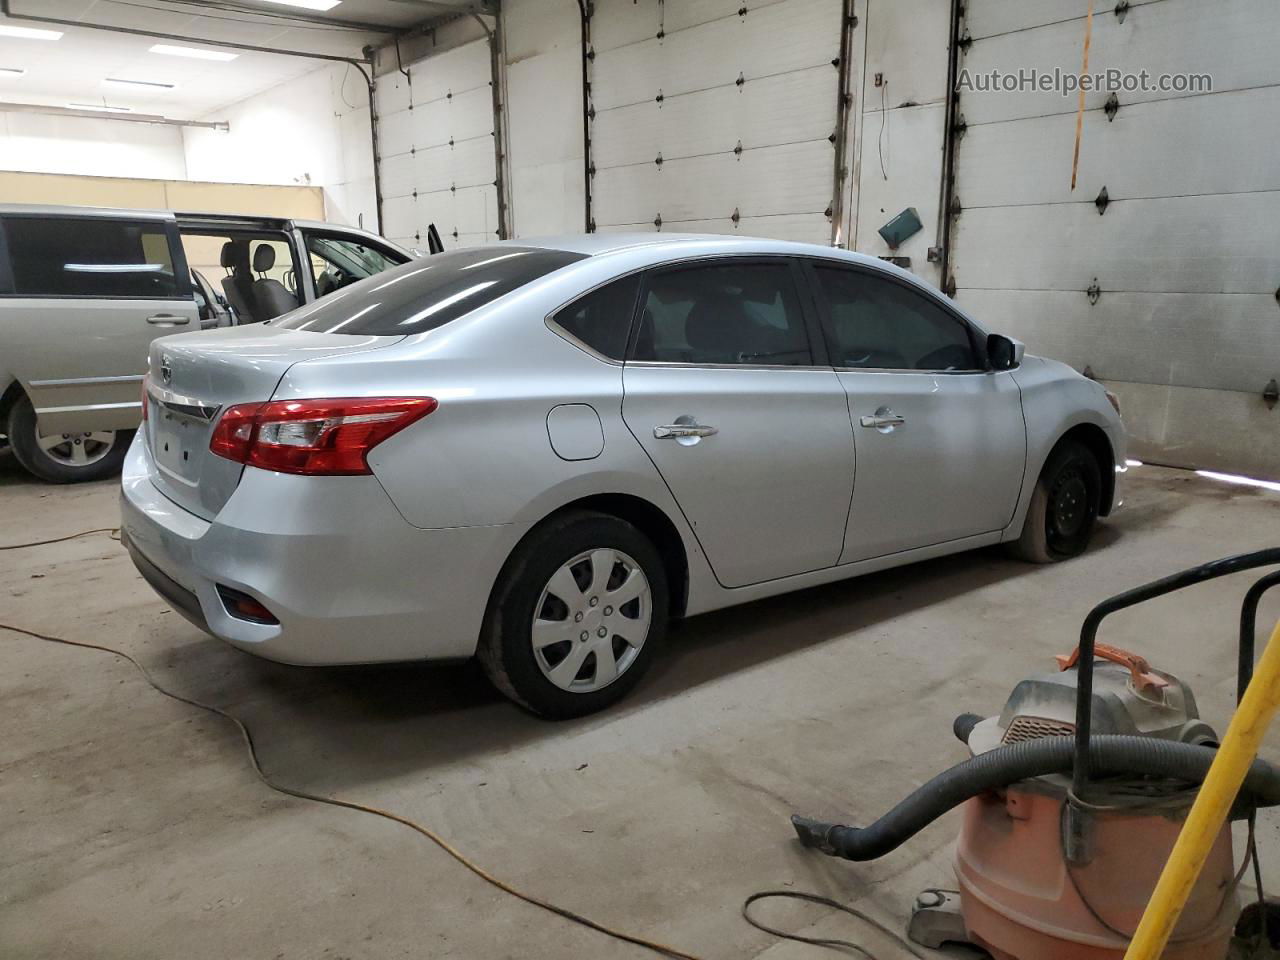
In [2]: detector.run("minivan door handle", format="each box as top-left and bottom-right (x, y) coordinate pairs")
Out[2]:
(146, 314), (190, 326)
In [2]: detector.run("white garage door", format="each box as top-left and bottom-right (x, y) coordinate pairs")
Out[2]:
(375, 40), (500, 251)
(950, 0), (1280, 477)
(589, 0), (845, 244)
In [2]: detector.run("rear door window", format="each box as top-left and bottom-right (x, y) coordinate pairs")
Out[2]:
(275, 246), (586, 335)
(305, 233), (408, 297)
(2, 216), (184, 299)
(632, 260), (812, 366)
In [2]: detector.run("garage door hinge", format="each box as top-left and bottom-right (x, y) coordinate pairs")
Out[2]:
(655, 152), (664, 167)
(1095, 186), (1110, 215)
(738, 6), (748, 17)
(1087, 279), (1102, 305)
(654, 214), (663, 229)
(656, 90), (664, 104)
(952, 113), (967, 139)
(847, 14), (859, 29)
(736, 72), (746, 88)
(957, 31), (973, 52)
(944, 275), (957, 298)
(733, 140), (743, 158)
(949, 196), (963, 218)
(1084, 365), (1097, 380)
(731, 207), (741, 225)
(1264, 379), (1279, 409)
(1105, 93), (1120, 121)
(1115, 1), (1130, 24)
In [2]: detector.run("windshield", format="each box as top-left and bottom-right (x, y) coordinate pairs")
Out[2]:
(273, 246), (586, 335)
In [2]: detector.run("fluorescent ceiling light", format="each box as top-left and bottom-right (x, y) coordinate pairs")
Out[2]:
(69, 102), (133, 113)
(0, 24), (63, 40)
(105, 77), (176, 91)
(260, 0), (342, 9)
(0, 68), (27, 78)
(149, 43), (238, 62)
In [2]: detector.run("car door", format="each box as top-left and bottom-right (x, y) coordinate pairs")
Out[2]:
(1, 213), (198, 433)
(804, 260), (1026, 563)
(295, 227), (411, 301)
(621, 257), (855, 588)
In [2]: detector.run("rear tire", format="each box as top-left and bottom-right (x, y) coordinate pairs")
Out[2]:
(7, 395), (130, 484)
(478, 511), (668, 719)
(1011, 440), (1101, 563)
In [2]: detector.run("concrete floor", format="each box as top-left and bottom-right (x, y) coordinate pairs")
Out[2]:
(2, 453), (1279, 960)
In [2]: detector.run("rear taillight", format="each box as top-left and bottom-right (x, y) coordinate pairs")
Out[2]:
(140, 375), (149, 421)
(209, 397), (436, 476)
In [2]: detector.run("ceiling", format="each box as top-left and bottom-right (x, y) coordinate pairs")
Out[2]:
(0, 0), (482, 118)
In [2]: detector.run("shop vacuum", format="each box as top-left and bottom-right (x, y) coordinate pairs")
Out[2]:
(791, 549), (1280, 959)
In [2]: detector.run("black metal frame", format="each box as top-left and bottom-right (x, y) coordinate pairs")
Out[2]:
(1071, 548), (1280, 797)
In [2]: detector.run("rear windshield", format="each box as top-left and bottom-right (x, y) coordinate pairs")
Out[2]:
(273, 246), (586, 335)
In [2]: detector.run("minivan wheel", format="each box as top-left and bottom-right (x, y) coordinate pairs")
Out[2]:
(7, 395), (130, 484)
(478, 511), (669, 719)
(1010, 440), (1102, 563)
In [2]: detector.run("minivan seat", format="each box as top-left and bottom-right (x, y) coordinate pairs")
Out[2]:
(251, 244), (298, 320)
(219, 241), (258, 323)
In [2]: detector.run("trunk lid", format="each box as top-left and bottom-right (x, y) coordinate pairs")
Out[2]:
(144, 325), (399, 519)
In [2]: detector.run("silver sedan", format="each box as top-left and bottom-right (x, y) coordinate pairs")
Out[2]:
(120, 234), (1126, 717)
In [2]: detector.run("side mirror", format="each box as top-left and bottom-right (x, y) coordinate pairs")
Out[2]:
(987, 334), (1025, 371)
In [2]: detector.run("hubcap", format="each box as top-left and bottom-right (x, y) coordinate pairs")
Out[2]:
(36, 429), (116, 468)
(531, 548), (652, 693)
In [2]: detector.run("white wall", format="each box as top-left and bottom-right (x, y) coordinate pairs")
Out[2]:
(183, 62), (377, 231)
(502, 0), (586, 236)
(0, 110), (188, 180)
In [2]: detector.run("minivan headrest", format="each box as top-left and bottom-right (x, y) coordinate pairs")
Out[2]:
(252, 244), (276, 273)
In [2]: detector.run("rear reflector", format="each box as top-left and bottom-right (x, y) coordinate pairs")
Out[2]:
(216, 585), (279, 625)
(209, 396), (436, 476)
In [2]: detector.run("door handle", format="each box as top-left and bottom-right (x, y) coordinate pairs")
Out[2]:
(147, 314), (190, 326)
(654, 423), (718, 440)
(860, 411), (906, 430)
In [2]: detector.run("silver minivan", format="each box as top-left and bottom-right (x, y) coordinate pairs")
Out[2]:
(0, 204), (421, 483)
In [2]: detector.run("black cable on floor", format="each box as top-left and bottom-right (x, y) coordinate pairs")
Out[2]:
(742, 890), (927, 958)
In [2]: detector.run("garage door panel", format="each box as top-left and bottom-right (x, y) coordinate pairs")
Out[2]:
(593, 0), (838, 110)
(379, 153), (416, 200)
(964, 0), (1154, 39)
(957, 288), (1280, 395)
(413, 137), (495, 194)
(594, 165), (661, 226)
(375, 73), (412, 116)
(378, 115), (414, 161)
(410, 99), (452, 149)
(592, 0), (660, 52)
(663, 0), (790, 34)
(958, 86), (1280, 208)
(449, 87), (496, 140)
(961, 0), (1277, 125)
(593, 66), (834, 168)
(951, 192), (1280, 295)
(381, 196), (417, 240)
(411, 40), (490, 104)
(673, 213), (832, 243)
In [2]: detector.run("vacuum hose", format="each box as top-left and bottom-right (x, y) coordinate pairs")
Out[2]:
(791, 734), (1280, 862)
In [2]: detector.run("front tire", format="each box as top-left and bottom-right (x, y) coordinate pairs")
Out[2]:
(7, 395), (130, 484)
(1011, 440), (1102, 563)
(478, 511), (669, 719)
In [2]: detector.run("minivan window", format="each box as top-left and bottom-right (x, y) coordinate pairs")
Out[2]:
(274, 246), (586, 335)
(3, 217), (182, 299)
(814, 266), (978, 371)
(551, 274), (641, 360)
(632, 261), (811, 366)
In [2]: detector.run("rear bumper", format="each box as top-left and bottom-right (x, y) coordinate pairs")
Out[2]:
(120, 434), (523, 665)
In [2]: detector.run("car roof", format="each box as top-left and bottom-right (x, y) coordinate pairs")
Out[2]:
(0, 202), (174, 221)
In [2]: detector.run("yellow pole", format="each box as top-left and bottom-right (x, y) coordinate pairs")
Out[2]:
(1124, 617), (1280, 960)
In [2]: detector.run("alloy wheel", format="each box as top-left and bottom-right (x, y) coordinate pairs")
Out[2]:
(36, 430), (116, 467)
